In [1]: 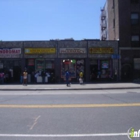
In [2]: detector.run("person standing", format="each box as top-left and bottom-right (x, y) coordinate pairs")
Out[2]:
(65, 70), (70, 87)
(79, 71), (83, 84)
(23, 70), (28, 85)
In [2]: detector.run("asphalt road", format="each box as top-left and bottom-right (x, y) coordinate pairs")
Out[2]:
(0, 89), (140, 140)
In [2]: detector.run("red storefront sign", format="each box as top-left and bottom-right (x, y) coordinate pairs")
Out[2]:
(0, 48), (21, 54)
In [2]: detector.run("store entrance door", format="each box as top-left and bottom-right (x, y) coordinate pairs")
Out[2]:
(90, 64), (98, 82)
(89, 59), (98, 82)
(13, 66), (21, 82)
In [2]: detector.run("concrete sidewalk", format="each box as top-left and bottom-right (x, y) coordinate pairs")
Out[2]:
(0, 83), (140, 91)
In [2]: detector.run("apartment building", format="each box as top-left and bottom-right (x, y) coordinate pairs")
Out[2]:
(101, 0), (140, 81)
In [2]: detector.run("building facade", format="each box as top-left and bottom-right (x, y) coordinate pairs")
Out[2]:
(0, 40), (118, 84)
(101, 0), (140, 82)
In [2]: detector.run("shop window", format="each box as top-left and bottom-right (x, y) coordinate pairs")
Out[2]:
(61, 59), (85, 81)
(46, 60), (54, 69)
(100, 60), (110, 78)
(28, 59), (35, 66)
(27, 59), (35, 74)
(35, 59), (45, 71)
(61, 59), (76, 79)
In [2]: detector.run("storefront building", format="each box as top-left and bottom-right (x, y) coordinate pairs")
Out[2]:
(119, 48), (140, 82)
(23, 41), (57, 83)
(88, 41), (118, 82)
(57, 40), (87, 83)
(0, 41), (23, 83)
(0, 40), (119, 83)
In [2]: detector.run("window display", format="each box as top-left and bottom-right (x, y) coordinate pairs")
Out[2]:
(76, 59), (84, 77)
(35, 59), (45, 71)
(46, 60), (54, 69)
(28, 59), (34, 66)
(61, 59), (85, 81)
(102, 61), (109, 68)
(61, 59), (76, 79)
(101, 60), (109, 78)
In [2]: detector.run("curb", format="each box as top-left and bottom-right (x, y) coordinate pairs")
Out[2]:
(0, 87), (140, 91)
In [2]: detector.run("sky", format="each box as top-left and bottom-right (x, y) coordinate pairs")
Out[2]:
(0, 0), (106, 41)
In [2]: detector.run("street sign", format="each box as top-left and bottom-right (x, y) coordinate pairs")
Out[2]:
(111, 54), (120, 59)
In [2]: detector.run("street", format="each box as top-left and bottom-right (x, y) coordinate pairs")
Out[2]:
(0, 89), (140, 140)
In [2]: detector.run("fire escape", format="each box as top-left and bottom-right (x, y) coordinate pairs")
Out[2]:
(100, 9), (107, 40)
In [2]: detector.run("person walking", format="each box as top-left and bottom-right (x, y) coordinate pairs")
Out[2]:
(23, 70), (28, 85)
(65, 70), (70, 87)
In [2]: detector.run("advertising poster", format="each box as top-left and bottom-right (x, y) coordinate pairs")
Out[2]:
(35, 59), (45, 71)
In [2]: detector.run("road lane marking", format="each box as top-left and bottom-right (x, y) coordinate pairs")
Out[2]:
(0, 103), (140, 108)
(0, 133), (129, 137)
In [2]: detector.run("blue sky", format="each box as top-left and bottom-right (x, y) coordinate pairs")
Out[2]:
(0, 0), (106, 41)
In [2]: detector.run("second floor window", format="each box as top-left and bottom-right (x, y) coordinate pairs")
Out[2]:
(131, 13), (139, 25)
(131, 35), (139, 41)
(131, 35), (139, 47)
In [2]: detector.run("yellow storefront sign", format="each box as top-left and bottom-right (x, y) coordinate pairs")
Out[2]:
(25, 48), (56, 54)
(89, 47), (114, 54)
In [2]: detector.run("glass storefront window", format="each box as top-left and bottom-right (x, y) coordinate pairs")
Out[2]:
(61, 59), (76, 79)
(46, 59), (54, 69)
(35, 59), (45, 71)
(61, 59), (85, 81)
(76, 59), (85, 77)
(101, 60), (110, 78)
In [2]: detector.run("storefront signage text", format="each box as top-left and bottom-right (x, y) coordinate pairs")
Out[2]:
(89, 47), (114, 54)
(0, 48), (21, 54)
(25, 48), (56, 54)
(60, 48), (86, 54)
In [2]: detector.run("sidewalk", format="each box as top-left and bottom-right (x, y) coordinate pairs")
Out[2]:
(0, 82), (140, 91)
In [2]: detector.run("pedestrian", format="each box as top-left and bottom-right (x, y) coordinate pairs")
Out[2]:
(79, 71), (83, 84)
(23, 70), (28, 85)
(65, 70), (70, 87)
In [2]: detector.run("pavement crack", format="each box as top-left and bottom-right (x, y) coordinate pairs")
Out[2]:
(29, 115), (41, 131)
(101, 94), (128, 103)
